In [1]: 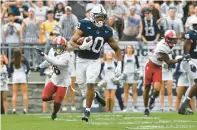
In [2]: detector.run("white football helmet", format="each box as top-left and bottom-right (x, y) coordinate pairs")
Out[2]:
(190, 18), (197, 33)
(90, 6), (107, 28)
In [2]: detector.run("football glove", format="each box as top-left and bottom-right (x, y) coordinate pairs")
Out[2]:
(79, 37), (93, 50)
(36, 48), (44, 56)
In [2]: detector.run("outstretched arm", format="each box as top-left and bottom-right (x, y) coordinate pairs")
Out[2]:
(108, 38), (122, 61)
(160, 53), (179, 64)
(43, 54), (69, 66)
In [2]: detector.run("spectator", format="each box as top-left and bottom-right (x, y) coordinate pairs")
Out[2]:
(141, 8), (160, 44)
(86, 0), (104, 12)
(162, 7), (184, 42)
(182, 3), (195, 25)
(185, 5), (197, 32)
(8, 0), (29, 24)
(107, 0), (125, 38)
(20, 8), (42, 68)
(141, 0), (161, 22)
(54, 1), (65, 22)
(40, 10), (58, 53)
(59, 6), (78, 40)
(121, 5), (143, 41)
(107, 16), (119, 42)
(69, 1), (86, 20)
(100, 52), (117, 112)
(122, 45), (139, 112)
(0, 55), (9, 114)
(160, 54), (175, 112)
(10, 48), (29, 114)
(84, 6), (92, 20)
(160, 0), (184, 19)
(3, 12), (20, 46)
(28, 0), (50, 21)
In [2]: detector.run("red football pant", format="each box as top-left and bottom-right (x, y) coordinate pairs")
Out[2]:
(144, 60), (162, 86)
(42, 81), (66, 104)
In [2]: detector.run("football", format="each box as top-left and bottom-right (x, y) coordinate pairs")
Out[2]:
(76, 37), (91, 45)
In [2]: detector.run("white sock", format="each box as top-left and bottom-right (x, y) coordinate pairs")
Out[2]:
(13, 109), (16, 112)
(23, 108), (27, 112)
(86, 108), (90, 112)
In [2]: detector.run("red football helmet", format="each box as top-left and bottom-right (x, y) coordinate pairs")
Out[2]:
(164, 30), (177, 48)
(53, 36), (67, 54)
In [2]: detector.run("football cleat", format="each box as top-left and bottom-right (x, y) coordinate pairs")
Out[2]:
(51, 113), (57, 120)
(178, 101), (194, 115)
(82, 110), (90, 122)
(149, 97), (155, 110)
(144, 109), (150, 116)
(95, 91), (106, 106)
(13, 110), (16, 114)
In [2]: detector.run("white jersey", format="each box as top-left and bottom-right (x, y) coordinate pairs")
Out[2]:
(149, 39), (172, 66)
(123, 54), (136, 74)
(0, 65), (8, 91)
(41, 51), (70, 87)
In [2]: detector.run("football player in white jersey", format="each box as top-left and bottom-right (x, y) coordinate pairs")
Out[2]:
(178, 19), (197, 115)
(36, 36), (71, 120)
(143, 30), (188, 116)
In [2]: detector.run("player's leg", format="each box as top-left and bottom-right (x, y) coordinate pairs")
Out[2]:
(21, 83), (28, 114)
(82, 59), (101, 122)
(115, 85), (124, 111)
(42, 82), (57, 101)
(70, 77), (76, 111)
(52, 86), (67, 120)
(143, 61), (153, 116)
(76, 59), (87, 98)
(167, 80), (173, 111)
(12, 83), (19, 114)
(123, 83), (129, 111)
(149, 66), (162, 110)
(104, 89), (110, 112)
(131, 83), (138, 111)
(2, 91), (8, 113)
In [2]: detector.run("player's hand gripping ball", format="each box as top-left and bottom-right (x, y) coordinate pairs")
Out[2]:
(77, 37), (91, 45)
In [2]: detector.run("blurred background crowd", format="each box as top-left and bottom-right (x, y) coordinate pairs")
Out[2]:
(1, 0), (197, 114)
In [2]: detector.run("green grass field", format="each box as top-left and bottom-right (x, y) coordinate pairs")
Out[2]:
(2, 112), (197, 130)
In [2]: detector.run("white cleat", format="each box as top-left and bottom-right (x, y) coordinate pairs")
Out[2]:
(71, 106), (76, 111)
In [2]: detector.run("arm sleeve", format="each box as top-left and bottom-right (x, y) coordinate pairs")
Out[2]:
(43, 53), (69, 66)
(9, 62), (14, 74)
(23, 58), (30, 74)
(39, 60), (50, 68)
(135, 55), (140, 69)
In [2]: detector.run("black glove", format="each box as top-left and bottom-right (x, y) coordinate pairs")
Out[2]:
(36, 48), (44, 56)
(183, 54), (191, 61)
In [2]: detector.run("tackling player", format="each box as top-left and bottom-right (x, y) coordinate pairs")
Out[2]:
(68, 6), (122, 122)
(36, 36), (71, 120)
(143, 30), (188, 116)
(178, 19), (197, 115)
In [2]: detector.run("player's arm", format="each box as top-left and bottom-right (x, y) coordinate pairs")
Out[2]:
(67, 29), (83, 50)
(43, 54), (69, 66)
(108, 38), (122, 61)
(160, 53), (179, 64)
(183, 34), (192, 54)
(39, 60), (50, 68)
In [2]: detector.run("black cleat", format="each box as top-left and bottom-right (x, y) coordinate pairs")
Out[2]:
(23, 110), (27, 114)
(144, 109), (150, 116)
(95, 91), (106, 106)
(13, 111), (16, 114)
(178, 101), (194, 115)
(51, 113), (57, 120)
(82, 110), (90, 122)
(149, 98), (155, 110)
